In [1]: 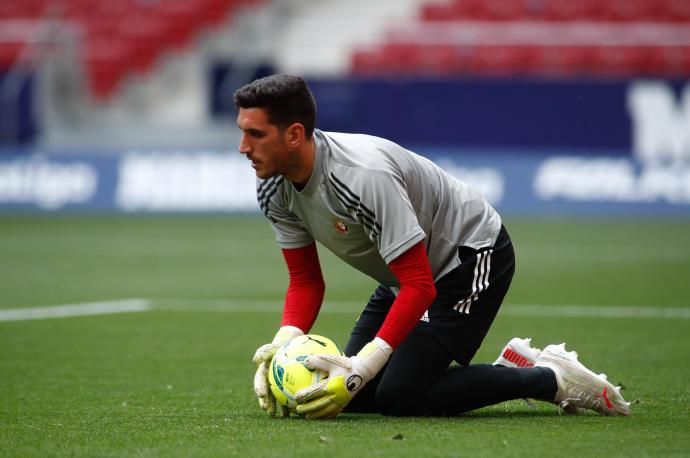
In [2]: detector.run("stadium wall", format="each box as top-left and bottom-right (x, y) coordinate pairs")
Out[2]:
(0, 70), (37, 144)
(1, 77), (689, 215)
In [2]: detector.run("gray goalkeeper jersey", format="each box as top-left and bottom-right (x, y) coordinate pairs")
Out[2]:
(258, 129), (501, 290)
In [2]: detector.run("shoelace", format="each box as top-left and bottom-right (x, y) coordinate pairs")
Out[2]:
(562, 386), (602, 411)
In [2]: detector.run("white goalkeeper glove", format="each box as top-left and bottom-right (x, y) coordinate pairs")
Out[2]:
(295, 337), (392, 419)
(252, 325), (303, 416)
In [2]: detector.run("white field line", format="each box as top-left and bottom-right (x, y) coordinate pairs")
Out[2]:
(0, 299), (152, 322)
(2, 298), (687, 323)
(149, 298), (690, 319)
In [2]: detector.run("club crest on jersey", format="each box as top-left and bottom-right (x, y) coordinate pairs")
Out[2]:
(334, 220), (348, 234)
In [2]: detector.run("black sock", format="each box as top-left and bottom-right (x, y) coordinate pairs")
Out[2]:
(418, 365), (557, 415)
(516, 366), (558, 401)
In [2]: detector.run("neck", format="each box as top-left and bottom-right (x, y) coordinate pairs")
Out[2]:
(285, 136), (316, 187)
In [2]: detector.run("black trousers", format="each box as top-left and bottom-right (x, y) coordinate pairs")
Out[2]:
(344, 225), (556, 416)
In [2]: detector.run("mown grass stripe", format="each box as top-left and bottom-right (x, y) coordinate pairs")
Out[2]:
(0, 299), (152, 322)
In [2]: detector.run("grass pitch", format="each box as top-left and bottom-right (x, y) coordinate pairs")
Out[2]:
(1, 216), (689, 457)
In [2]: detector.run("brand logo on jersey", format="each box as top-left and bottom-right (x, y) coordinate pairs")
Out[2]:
(334, 220), (348, 234)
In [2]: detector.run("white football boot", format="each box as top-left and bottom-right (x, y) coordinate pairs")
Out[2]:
(493, 337), (542, 408)
(494, 337), (541, 368)
(535, 343), (631, 416)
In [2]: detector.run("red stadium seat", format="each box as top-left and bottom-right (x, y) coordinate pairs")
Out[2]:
(601, 0), (661, 22)
(352, 46), (407, 75)
(351, 49), (384, 74)
(420, 44), (469, 73)
(353, 40), (690, 78)
(470, 45), (538, 74)
(382, 43), (426, 72)
(536, 45), (596, 75)
(78, 0), (258, 98)
(62, 0), (100, 19)
(653, 46), (690, 75)
(481, 0), (528, 21)
(84, 40), (132, 100)
(592, 45), (649, 75)
(425, 0), (530, 21)
(661, 0), (690, 22)
(152, 2), (206, 48)
(29, 0), (259, 99)
(426, 0), (485, 20)
(0, 42), (24, 69)
(420, 2), (455, 21)
(352, 44), (465, 75)
(363, 0), (690, 78)
(542, 0), (605, 21)
(0, 0), (45, 19)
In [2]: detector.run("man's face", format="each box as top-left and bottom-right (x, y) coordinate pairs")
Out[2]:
(236, 107), (291, 179)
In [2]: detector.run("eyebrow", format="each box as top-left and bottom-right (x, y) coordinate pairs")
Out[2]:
(239, 126), (267, 139)
(236, 122), (260, 132)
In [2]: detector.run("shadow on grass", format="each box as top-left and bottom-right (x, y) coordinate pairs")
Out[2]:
(330, 409), (579, 422)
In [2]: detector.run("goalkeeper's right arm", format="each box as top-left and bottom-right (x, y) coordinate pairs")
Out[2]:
(279, 242), (325, 331)
(251, 242), (325, 416)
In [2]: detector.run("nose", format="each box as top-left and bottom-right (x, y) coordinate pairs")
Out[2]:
(238, 133), (251, 155)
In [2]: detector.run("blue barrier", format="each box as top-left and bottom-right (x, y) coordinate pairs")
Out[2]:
(3, 76), (689, 215)
(231, 76), (689, 153)
(0, 70), (37, 144)
(1, 148), (688, 215)
(308, 77), (636, 151)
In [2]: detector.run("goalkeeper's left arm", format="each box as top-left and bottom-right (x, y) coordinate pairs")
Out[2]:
(295, 241), (436, 419)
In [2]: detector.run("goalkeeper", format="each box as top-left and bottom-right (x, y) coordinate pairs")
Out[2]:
(236, 75), (630, 419)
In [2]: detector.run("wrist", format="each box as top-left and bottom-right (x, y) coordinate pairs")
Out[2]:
(355, 338), (393, 379)
(272, 325), (304, 345)
(373, 337), (393, 353)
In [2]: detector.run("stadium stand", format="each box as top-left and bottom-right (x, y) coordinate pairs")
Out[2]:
(0, 0), (261, 100)
(352, 0), (690, 77)
(2, 0), (687, 147)
(419, 0), (690, 22)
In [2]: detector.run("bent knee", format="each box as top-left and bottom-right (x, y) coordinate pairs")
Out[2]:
(375, 383), (422, 416)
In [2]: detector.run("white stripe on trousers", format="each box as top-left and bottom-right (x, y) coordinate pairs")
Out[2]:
(453, 249), (493, 314)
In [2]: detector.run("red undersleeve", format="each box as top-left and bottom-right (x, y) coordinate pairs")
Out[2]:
(376, 241), (437, 349)
(280, 242), (325, 332)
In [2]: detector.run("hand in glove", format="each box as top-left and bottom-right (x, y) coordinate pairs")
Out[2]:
(295, 337), (392, 419)
(252, 325), (303, 416)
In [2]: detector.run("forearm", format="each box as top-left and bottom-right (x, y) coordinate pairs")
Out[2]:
(376, 283), (435, 348)
(280, 242), (325, 332)
(281, 279), (324, 331)
(376, 241), (437, 349)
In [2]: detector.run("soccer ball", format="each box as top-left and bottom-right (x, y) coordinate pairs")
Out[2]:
(268, 334), (343, 412)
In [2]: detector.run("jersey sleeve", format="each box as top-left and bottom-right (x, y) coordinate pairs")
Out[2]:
(329, 167), (425, 263)
(257, 176), (314, 248)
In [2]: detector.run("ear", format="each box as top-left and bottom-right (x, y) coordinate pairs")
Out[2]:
(284, 123), (306, 148)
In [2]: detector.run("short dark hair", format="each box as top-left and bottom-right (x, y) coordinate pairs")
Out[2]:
(233, 74), (317, 138)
